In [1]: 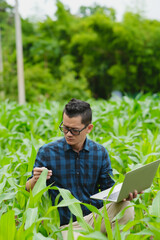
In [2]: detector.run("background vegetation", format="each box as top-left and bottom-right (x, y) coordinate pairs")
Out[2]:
(0, 94), (160, 239)
(0, 0), (160, 102)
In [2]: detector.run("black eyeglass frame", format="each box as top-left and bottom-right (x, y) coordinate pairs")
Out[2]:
(59, 121), (89, 136)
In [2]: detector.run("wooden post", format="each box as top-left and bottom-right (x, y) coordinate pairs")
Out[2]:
(15, 0), (25, 104)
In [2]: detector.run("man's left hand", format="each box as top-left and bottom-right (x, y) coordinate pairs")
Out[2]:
(123, 190), (143, 201)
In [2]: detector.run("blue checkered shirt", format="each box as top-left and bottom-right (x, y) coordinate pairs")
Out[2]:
(31, 137), (114, 225)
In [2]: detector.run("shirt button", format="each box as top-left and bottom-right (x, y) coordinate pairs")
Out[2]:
(77, 172), (79, 175)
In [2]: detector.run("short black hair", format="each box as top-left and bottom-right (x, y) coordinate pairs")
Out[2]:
(63, 98), (92, 125)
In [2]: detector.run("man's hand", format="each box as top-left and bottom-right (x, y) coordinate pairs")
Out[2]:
(33, 167), (52, 181)
(26, 167), (52, 191)
(123, 190), (144, 201)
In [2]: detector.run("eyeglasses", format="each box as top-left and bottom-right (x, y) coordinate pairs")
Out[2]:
(59, 122), (89, 136)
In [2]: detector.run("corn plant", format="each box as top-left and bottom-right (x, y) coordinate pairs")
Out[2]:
(0, 94), (160, 239)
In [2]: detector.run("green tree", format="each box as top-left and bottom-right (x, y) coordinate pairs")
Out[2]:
(1, 0), (160, 102)
(117, 12), (160, 94)
(0, 0), (17, 100)
(69, 11), (116, 98)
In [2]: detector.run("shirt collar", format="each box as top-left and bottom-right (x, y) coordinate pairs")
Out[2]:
(83, 137), (90, 151)
(63, 137), (90, 152)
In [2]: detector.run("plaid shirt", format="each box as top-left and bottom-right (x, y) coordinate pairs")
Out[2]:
(32, 137), (114, 225)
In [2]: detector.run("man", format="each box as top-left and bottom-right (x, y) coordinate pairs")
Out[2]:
(26, 98), (136, 239)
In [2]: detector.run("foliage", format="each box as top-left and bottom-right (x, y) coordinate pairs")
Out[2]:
(24, 63), (55, 102)
(0, 94), (160, 239)
(1, 1), (160, 102)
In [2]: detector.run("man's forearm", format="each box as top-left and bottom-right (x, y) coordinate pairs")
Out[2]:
(26, 177), (37, 191)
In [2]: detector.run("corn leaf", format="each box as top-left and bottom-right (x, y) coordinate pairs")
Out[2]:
(24, 207), (38, 230)
(0, 210), (16, 240)
(150, 190), (160, 217)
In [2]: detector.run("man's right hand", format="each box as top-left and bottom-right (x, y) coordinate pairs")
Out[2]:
(33, 167), (52, 181)
(26, 167), (52, 191)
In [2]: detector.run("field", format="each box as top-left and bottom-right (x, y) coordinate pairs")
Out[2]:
(0, 94), (160, 239)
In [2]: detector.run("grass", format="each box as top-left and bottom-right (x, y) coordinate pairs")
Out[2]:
(0, 94), (160, 239)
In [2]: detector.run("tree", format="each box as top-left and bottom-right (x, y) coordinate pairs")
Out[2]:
(1, 0), (160, 101)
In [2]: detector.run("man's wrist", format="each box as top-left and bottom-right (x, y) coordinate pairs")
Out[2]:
(32, 176), (38, 184)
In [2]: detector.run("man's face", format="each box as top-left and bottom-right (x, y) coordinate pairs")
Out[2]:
(62, 113), (93, 150)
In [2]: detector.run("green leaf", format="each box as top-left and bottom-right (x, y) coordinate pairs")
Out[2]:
(92, 213), (102, 232)
(77, 231), (108, 239)
(57, 188), (93, 232)
(67, 218), (74, 240)
(33, 232), (53, 240)
(0, 210), (16, 240)
(24, 207), (38, 230)
(113, 220), (121, 240)
(28, 144), (37, 173)
(122, 219), (143, 232)
(15, 223), (25, 240)
(151, 190), (160, 217)
(103, 205), (113, 240)
(0, 191), (17, 204)
(32, 168), (48, 196)
(0, 178), (7, 194)
(58, 188), (83, 218)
